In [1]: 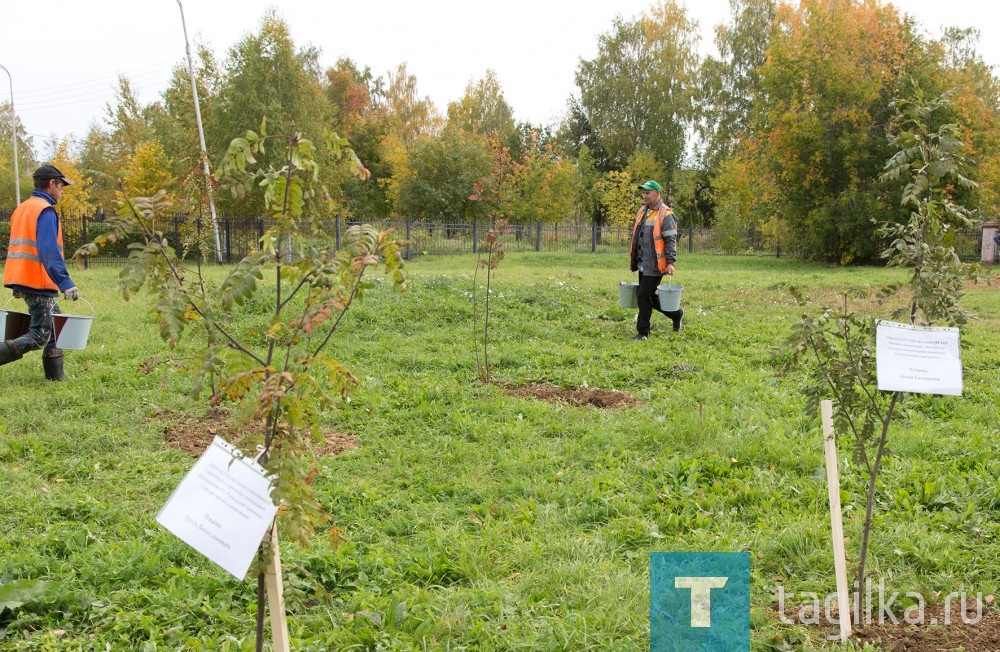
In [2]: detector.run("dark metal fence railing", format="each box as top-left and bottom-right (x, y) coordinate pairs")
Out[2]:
(0, 211), (991, 265)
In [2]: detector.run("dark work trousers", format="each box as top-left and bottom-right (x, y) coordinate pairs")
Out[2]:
(636, 272), (679, 335)
(9, 293), (61, 355)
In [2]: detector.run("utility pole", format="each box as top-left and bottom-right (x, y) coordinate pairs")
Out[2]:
(176, 1), (223, 263)
(0, 64), (20, 205)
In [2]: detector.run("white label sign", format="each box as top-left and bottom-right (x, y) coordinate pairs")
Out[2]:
(876, 320), (962, 396)
(157, 437), (278, 580)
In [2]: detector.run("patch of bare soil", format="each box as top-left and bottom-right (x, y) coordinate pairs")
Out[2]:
(776, 602), (1000, 651)
(137, 356), (183, 375)
(312, 432), (359, 457)
(157, 407), (357, 458)
(504, 383), (637, 409)
(850, 603), (1000, 652)
(159, 407), (254, 456)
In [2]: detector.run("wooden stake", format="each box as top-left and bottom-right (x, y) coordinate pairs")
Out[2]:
(822, 400), (852, 641)
(264, 523), (290, 652)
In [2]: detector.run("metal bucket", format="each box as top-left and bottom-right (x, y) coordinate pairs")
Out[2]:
(618, 282), (639, 308)
(657, 283), (683, 312)
(1, 306), (31, 340)
(0, 297), (31, 341)
(53, 298), (95, 350)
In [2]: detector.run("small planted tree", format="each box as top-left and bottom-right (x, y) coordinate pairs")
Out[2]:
(76, 121), (406, 649)
(468, 137), (515, 384)
(471, 221), (507, 383)
(783, 83), (983, 592)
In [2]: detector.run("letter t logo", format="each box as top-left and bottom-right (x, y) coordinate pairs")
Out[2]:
(675, 576), (729, 627)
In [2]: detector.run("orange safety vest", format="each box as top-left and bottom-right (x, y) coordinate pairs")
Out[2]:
(3, 196), (64, 292)
(629, 203), (674, 274)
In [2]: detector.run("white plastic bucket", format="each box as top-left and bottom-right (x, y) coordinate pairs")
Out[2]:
(657, 281), (683, 312)
(53, 298), (95, 350)
(618, 282), (639, 308)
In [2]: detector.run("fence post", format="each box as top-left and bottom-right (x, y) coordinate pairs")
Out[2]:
(258, 218), (264, 249)
(688, 223), (694, 254)
(174, 215), (181, 256)
(335, 215), (341, 250)
(82, 214), (89, 270)
(591, 220), (597, 253)
(224, 218), (232, 263)
(981, 220), (998, 265)
(472, 217), (478, 254)
(405, 215), (412, 260)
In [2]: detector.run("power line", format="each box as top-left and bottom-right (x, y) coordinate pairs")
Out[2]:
(14, 62), (178, 99)
(14, 66), (179, 142)
(13, 63), (178, 114)
(16, 75), (175, 112)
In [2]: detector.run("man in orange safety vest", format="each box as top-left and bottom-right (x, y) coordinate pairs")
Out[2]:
(628, 179), (682, 339)
(2, 164), (81, 380)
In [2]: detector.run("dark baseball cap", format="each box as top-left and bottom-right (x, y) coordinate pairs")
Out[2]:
(33, 164), (74, 186)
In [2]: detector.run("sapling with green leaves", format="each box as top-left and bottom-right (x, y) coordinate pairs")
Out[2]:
(466, 136), (518, 385)
(75, 121), (406, 649)
(472, 221), (508, 384)
(783, 83), (983, 595)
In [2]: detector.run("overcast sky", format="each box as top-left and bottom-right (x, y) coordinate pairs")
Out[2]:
(1, 0), (996, 158)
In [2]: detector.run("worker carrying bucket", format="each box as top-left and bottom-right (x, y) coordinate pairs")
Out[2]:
(626, 180), (683, 339)
(1, 164), (83, 381)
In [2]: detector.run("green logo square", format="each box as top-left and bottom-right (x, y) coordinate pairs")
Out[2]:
(650, 552), (750, 651)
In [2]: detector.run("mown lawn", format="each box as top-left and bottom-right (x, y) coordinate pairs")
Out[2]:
(1, 252), (998, 651)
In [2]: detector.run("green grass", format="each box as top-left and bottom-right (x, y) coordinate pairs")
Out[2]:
(1, 253), (998, 651)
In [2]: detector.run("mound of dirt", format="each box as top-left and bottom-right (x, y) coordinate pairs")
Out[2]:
(773, 600), (1000, 651)
(312, 432), (359, 457)
(156, 407), (357, 458)
(159, 407), (255, 456)
(504, 382), (637, 409)
(851, 602), (1000, 652)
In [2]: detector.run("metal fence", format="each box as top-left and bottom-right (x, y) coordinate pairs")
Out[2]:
(0, 211), (991, 266)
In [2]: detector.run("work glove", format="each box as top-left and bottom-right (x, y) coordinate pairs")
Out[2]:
(63, 287), (80, 301)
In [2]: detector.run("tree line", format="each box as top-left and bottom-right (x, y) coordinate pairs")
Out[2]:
(0, 0), (996, 264)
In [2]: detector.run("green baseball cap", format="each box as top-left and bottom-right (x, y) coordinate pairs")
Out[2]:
(638, 180), (662, 192)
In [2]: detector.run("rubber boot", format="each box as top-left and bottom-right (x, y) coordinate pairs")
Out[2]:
(0, 340), (23, 366)
(42, 348), (66, 381)
(666, 308), (684, 331)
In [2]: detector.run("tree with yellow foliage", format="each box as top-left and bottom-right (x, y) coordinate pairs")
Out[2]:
(118, 140), (177, 205)
(509, 138), (578, 224)
(596, 170), (640, 227)
(380, 132), (411, 217)
(49, 139), (93, 244)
